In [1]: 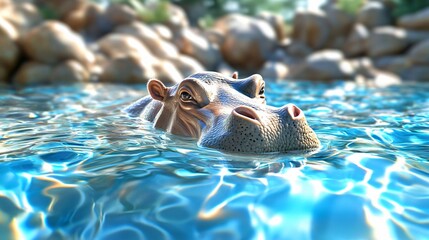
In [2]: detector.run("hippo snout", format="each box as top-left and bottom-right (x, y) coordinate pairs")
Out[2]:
(232, 106), (261, 125)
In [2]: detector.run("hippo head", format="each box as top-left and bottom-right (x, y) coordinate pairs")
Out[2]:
(137, 71), (319, 153)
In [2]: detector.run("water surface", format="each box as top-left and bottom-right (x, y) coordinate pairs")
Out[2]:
(0, 81), (428, 240)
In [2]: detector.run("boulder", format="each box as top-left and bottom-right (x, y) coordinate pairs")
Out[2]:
(399, 66), (429, 81)
(214, 14), (277, 71)
(97, 33), (155, 61)
(343, 24), (369, 57)
(99, 55), (156, 84)
(217, 61), (235, 77)
(104, 3), (137, 27)
(291, 10), (331, 50)
(0, 17), (18, 40)
(408, 39), (429, 64)
(398, 7), (429, 30)
(367, 27), (409, 58)
(175, 28), (221, 69)
(373, 56), (411, 75)
(152, 60), (183, 84)
(163, 3), (189, 30)
(292, 50), (355, 81)
(115, 22), (179, 60)
(20, 21), (94, 65)
(259, 61), (289, 80)
(258, 12), (287, 41)
(0, 66), (7, 83)
(325, 6), (355, 37)
(287, 41), (312, 58)
(36, 0), (86, 19)
(13, 62), (52, 86)
(50, 60), (90, 84)
(357, 1), (391, 29)
(0, 37), (19, 75)
(0, 2), (42, 35)
(151, 24), (173, 41)
(170, 55), (204, 77)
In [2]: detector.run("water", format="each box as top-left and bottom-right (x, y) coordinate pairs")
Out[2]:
(0, 81), (428, 240)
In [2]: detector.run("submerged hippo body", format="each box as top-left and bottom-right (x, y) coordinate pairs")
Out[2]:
(125, 71), (320, 153)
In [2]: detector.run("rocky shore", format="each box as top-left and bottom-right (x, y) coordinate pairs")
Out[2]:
(1, 0), (429, 87)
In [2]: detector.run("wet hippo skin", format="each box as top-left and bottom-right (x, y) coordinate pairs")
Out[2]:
(125, 71), (320, 153)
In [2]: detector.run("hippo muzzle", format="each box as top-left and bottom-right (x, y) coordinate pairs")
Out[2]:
(125, 71), (320, 153)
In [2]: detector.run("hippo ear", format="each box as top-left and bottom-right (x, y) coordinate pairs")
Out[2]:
(147, 79), (168, 102)
(231, 72), (238, 79)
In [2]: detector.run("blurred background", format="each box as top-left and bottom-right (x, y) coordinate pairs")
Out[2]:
(1, 0), (429, 87)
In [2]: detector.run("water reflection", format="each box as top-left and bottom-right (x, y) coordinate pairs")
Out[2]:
(0, 82), (428, 239)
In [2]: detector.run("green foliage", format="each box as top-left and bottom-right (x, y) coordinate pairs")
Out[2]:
(336, 0), (365, 15)
(392, 0), (429, 18)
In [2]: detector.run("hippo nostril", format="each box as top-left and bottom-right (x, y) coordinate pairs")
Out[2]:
(288, 104), (303, 120)
(233, 106), (261, 123)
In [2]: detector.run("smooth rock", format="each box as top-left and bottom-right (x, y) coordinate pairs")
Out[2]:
(399, 66), (429, 81)
(215, 14), (277, 70)
(99, 55), (156, 84)
(343, 24), (369, 57)
(259, 61), (289, 80)
(292, 50), (355, 81)
(115, 22), (179, 60)
(287, 41), (312, 58)
(408, 39), (429, 64)
(0, 2), (42, 34)
(152, 60), (183, 84)
(97, 33), (155, 61)
(373, 56), (412, 75)
(105, 3), (137, 27)
(398, 7), (429, 30)
(170, 55), (204, 78)
(367, 27), (409, 58)
(357, 1), (391, 29)
(175, 28), (221, 69)
(292, 10), (331, 50)
(151, 24), (173, 41)
(36, 0), (86, 19)
(0, 17), (18, 40)
(20, 21), (94, 65)
(50, 60), (90, 84)
(13, 62), (52, 86)
(0, 37), (19, 72)
(164, 3), (189, 30)
(258, 12), (287, 41)
(0, 66), (7, 83)
(325, 6), (355, 36)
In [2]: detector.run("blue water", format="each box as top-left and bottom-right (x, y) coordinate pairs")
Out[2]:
(1, 81), (428, 240)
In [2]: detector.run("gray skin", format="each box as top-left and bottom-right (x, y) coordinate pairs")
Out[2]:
(124, 71), (320, 153)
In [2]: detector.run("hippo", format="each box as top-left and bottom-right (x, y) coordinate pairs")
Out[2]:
(124, 71), (320, 153)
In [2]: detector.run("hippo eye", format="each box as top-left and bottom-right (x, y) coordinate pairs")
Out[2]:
(180, 91), (194, 102)
(259, 86), (265, 95)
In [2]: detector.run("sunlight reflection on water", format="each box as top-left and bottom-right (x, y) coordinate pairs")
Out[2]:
(0, 82), (428, 240)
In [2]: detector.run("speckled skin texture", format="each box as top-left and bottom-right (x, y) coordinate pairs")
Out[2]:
(125, 71), (320, 153)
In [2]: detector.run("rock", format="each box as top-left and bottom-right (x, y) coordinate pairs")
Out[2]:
(20, 21), (94, 65)
(408, 39), (429, 64)
(292, 10), (331, 50)
(36, 0), (86, 19)
(343, 24), (369, 57)
(50, 60), (90, 84)
(258, 12), (287, 41)
(164, 3), (189, 30)
(217, 61), (235, 77)
(152, 60), (183, 84)
(175, 28), (221, 69)
(105, 3), (137, 27)
(215, 14), (277, 71)
(399, 66), (429, 81)
(292, 50), (355, 81)
(0, 17), (18, 40)
(13, 62), (52, 86)
(99, 55), (156, 84)
(372, 71), (401, 87)
(357, 1), (391, 29)
(259, 61), (289, 80)
(0, 37), (19, 74)
(0, 2), (42, 35)
(373, 56), (411, 75)
(170, 55), (204, 77)
(367, 27), (409, 58)
(151, 24), (173, 41)
(325, 6), (355, 37)
(97, 33), (155, 61)
(0, 66), (7, 83)
(287, 41), (312, 58)
(398, 7), (429, 30)
(115, 22), (179, 60)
